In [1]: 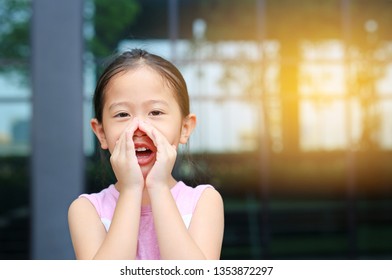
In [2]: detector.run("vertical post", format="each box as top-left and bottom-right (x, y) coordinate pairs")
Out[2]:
(31, 0), (84, 259)
(342, 0), (357, 259)
(257, 0), (270, 259)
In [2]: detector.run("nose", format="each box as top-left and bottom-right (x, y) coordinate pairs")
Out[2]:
(133, 128), (145, 138)
(131, 117), (144, 137)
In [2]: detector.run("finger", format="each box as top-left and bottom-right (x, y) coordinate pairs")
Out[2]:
(152, 129), (170, 153)
(110, 138), (123, 169)
(139, 120), (168, 150)
(112, 129), (127, 164)
(126, 118), (140, 155)
(137, 120), (153, 139)
(112, 118), (139, 160)
(142, 122), (178, 166)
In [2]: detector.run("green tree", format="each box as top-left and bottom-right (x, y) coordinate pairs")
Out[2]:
(0, 0), (141, 76)
(0, 0), (30, 76)
(87, 0), (140, 59)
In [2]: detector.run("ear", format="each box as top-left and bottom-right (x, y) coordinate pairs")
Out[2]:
(180, 113), (197, 144)
(90, 118), (108, 150)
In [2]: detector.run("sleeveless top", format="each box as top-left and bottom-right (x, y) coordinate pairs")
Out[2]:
(79, 181), (213, 260)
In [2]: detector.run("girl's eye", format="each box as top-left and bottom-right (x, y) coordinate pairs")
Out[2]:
(115, 112), (130, 118)
(149, 110), (163, 116)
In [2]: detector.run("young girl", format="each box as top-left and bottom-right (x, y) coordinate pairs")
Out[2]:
(68, 49), (224, 260)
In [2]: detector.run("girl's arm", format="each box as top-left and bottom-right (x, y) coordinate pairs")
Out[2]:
(68, 188), (142, 259)
(148, 186), (224, 260)
(140, 120), (224, 259)
(68, 119), (145, 259)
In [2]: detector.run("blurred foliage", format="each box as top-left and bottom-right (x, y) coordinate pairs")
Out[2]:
(86, 0), (140, 58)
(0, 0), (30, 76)
(0, 0), (141, 75)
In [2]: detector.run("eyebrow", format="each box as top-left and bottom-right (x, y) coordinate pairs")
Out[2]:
(144, 99), (170, 107)
(108, 100), (170, 111)
(108, 101), (130, 111)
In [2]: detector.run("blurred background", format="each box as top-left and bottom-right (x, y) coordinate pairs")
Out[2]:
(0, 0), (391, 259)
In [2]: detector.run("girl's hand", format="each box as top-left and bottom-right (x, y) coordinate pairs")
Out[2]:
(139, 120), (177, 190)
(110, 118), (144, 191)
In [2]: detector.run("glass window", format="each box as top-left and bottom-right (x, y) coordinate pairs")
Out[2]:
(0, 0), (31, 259)
(0, 104), (31, 156)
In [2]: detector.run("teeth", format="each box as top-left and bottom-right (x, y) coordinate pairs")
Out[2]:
(135, 147), (147, 152)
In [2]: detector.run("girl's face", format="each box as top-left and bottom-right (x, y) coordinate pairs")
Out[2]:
(91, 66), (195, 177)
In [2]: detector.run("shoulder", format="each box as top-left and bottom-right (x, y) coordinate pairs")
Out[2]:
(79, 185), (118, 202)
(68, 196), (98, 221)
(68, 185), (117, 218)
(69, 196), (93, 210)
(175, 181), (217, 196)
(190, 183), (224, 223)
(190, 183), (223, 204)
(68, 197), (108, 260)
(197, 187), (224, 211)
(68, 196), (105, 237)
(184, 182), (223, 212)
(191, 185), (224, 219)
(174, 182), (222, 211)
(72, 185), (118, 218)
(180, 182), (221, 199)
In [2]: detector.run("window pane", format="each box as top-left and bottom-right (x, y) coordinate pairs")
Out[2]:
(0, 103), (31, 156)
(378, 100), (392, 149)
(0, 74), (31, 98)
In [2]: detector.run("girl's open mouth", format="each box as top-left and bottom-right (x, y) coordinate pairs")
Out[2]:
(134, 146), (155, 165)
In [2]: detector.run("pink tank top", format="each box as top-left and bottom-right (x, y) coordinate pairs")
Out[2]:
(80, 181), (213, 260)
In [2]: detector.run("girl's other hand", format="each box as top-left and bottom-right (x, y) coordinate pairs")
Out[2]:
(139, 120), (177, 190)
(110, 118), (144, 192)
